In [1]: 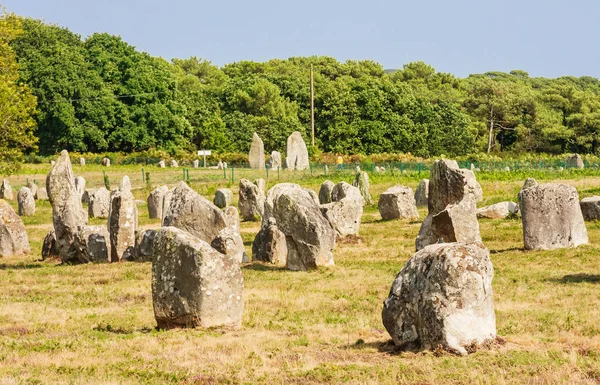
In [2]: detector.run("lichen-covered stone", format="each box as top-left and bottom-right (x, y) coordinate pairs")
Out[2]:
(580, 196), (600, 221)
(36, 187), (49, 201)
(0, 179), (12, 200)
(17, 187), (35, 216)
(108, 176), (138, 261)
(285, 131), (309, 170)
(211, 227), (247, 264)
(102, 158), (110, 167)
(566, 154), (584, 169)
(378, 186), (419, 220)
(25, 182), (38, 200)
(238, 179), (265, 221)
(69, 225), (111, 263)
(128, 229), (156, 262)
(352, 171), (372, 204)
(88, 187), (110, 219)
(268, 151), (282, 169)
(147, 186), (169, 219)
(318, 180), (335, 204)
(414, 179), (429, 207)
(41, 230), (57, 260)
(251, 217), (287, 265)
(214, 188), (233, 209)
(477, 202), (519, 219)
(0, 199), (30, 257)
(223, 206), (240, 233)
(248, 132), (265, 169)
(320, 182), (364, 238)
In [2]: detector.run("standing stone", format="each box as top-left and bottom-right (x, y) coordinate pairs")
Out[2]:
(382, 242), (496, 355)
(147, 186), (169, 219)
(47, 150), (88, 260)
(305, 188), (319, 205)
(129, 229), (156, 262)
(158, 160), (166, 168)
(88, 187), (111, 218)
(74, 176), (86, 198)
(522, 178), (538, 190)
(248, 132), (265, 169)
(223, 162), (228, 169)
(319, 180), (335, 204)
(17, 187), (35, 216)
(252, 217), (288, 265)
(214, 188), (233, 209)
(285, 131), (309, 170)
(79, 157), (85, 166)
(217, 161), (224, 169)
(211, 227), (247, 264)
(70, 225), (111, 263)
(415, 160), (481, 251)
(519, 183), (588, 250)
(102, 158), (110, 167)
(192, 160), (199, 168)
(252, 183), (336, 270)
(152, 226), (244, 329)
(41, 230), (57, 260)
(170, 160), (179, 168)
(331, 181), (364, 202)
(352, 171), (372, 204)
(321, 182), (364, 238)
(36, 187), (49, 201)
(378, 186), (419, 221)
(414, 179), (429, 207)
(268, 151), (282, 169)
(580, 196), (600, 221)
(26, 182), (38, 200)
(223, 206), (241, 233)
(108, 176), (138, 262)
(161, 189), (174, 224)
(0, 199), (30, 257)
(566, 154), (584, 169)
(162, 182), (229, 244)
(238, 179), (265, 221)
(0, 179), (12, 200)
(477, 202), (519, 219)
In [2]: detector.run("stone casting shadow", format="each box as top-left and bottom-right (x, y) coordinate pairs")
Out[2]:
(0, 263), (42, 270)
(552, 274), (600, 284)
(242, 263), (286, 272)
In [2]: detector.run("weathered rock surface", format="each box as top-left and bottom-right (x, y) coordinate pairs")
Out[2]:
(477, 202), (519, 219)
(416, 160), (481, 251)
(580, 196), (600, 221)
(158, 160), (166, 168)
(170, 160), (179, 168)
(102, 158), (110, 167)
(214, 188), (233, 209)
(223, 206), (240, 233)
(285, 131), (309, 170)
(522, 178), (538, 190)
(128, 229), (156, 262)
(36, 187), (48, 201)
(79, 157), (85, 166)
(147, 186), (169, 219)
(331, 181), (364, 203)
(74, 176), (86, 198)
(108, 176), (138, 261)
(353, 171), (372, 204)
(566, 154), (584, 169)
(0, 200), (30, 257)
(378, 186), (419, 220)
(41, 230), (57, 260)
(26, 182), (38, 200)
(519, 183), (588, 250)
(70, 225), (111, 263)
(0, 179), (12, 200)
(320, 182), (363, 238)
(305, 188), (320, 205)
(152, 227), (244, 329)
(414, 179), (429, 207)
(251, 217), (288, 265)
(268, 151), (282, 169)
(17, 187), (35, 216)
(248, 132), (265, 169)
(238, 179), (265, 221)
(211, 227), (248, 264)
(88, 187), (110, 218)
(253, 183), (335, 270)
(47, 150), (88, 261)
(382, 242), (496, 355)
(161, 188), (173, 224)
(318, 180), (335, 204)
(162, 182), (228, 244)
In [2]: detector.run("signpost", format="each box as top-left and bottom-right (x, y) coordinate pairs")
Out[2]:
(197, 150), (212, 168)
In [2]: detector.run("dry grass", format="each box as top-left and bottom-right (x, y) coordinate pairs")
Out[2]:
(1, 165), (600, 384)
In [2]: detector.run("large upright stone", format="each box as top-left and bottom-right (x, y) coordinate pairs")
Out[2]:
(268, 151), (282, 169)
(321, 182), (364, 238)
(285, 131), (309, 170)
(251, 217), (288, 265)
(382, 242), (496, 355)
(566, 154), (584, 169)
(214, 188), (233, 209)
(414, 179), (429, 207)
(580, 196), (600, 221)
(47, 150), (88, 260)
(353, 171), (372, 204)
(108, 176), (138, 262)
(252, 183), (336, 270)
(319, 180), (335, 204)
(170, 160), (179, 168)
(332, 181), (364, 203)
(17, 187), (35, 216)
(88, 187), (110, 218)
(378, 186), (418, 220)
(238, 179), (265, 221)
(223, 206), (241, 233)
(0, 179), (12, 200)
(152, 227), (244, 329)
(25, 182), (38, 200)
(158, 160), (166, 168)
(102, 158), (110, 167)
(415, 160), (481, 251)
(79, 157), (85, 166)
(147, 186), (169, 219)
(74, 176), (86, 198)
(36, 187), (49, 201)
(70, 225), (111, 263)
(129, 229), (156, 262)
(0, 200), (30, 257)
(248, 132), (265, 169)
(162, 182), (228, 244)
(519, 183), (588, 250)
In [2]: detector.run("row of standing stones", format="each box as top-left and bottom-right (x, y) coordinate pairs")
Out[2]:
(0, 151), (596, 354)
(248, 131), (309, 170)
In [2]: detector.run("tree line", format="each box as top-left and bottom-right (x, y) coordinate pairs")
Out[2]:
(4, 11), (600, 171)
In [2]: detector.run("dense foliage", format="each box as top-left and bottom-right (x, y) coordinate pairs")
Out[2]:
(9, 15), (600, 158)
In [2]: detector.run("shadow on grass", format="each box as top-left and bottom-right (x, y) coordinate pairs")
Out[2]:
(345, 339), (404, 355)
(243, 263), (287, 272)
(0, 263), (43, 270)
(489, 247), (523, 254)
(549, 274), (600, 284)
(92, 324), (154, 334)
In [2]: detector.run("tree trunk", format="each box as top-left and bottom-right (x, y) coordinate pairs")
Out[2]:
(487, 106), (494, 154)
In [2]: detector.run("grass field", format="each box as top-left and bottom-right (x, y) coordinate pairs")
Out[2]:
(1, 164), (600, 384)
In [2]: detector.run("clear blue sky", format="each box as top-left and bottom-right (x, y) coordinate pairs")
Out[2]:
(4, 0), (599, 78)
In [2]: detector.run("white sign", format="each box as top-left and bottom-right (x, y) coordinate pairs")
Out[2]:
(197, 150), (212, 156)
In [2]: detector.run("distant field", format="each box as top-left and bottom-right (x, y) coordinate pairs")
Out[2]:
(1, 165), (600, 384)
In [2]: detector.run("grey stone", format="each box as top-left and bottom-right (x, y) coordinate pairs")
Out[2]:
(88, 187), (110, 219)
(74, 176), (86, 199)
(214, 188), (233, 209)
(382, 242), (496, 355)
(378, 186), (419, 220)
(128, 229), (156, 262)
(158, 160), (166, 168)
(305, 188), (320, 205)
(566, 154), (584, 169)
(415, 179), (429, 207)
(211, 227), (247, 264)
(321, 185), (364, 238)
(192, 160), (199, 168)
(147, 186), (169, 219)
(318, 180), (335, 204)
(162, 182), (228, 244)
(47, 150), (88, 261)
(0, 179), (12, 200)
(26, 182), (38, 200)
(238, 179), (265, 221)
(0, 199), (30, 257)
(331, 181), (363, 203)
(268, 151), (282, 169)
(223, 206), (240, 233)
(152, 226), (243, 329)
(416, 160), (481, 251)
(477, 202), (519, 219)
(108, 176), (138, 262)
(70, 225), (111, 263)
(161, 188), (174, 224)
(170, 160), (179, 168)
(519, 183), (588, 250)
(17, 187), (35, 216)
(522, 178), (538, 190)
(81, 188), (95, 205)
(36, 187), (48, 201)
(251, 217), (288, 265)
(285, 131), (309, 170)
(248, 132), (265, 169)
(79, 157), (85, 166)
(217, 161), (224, 169)
(580, 196), (600, 221)
(102, 158), (110, 167)
(353, 171), (372, 204)
(41, 230), (57, 260)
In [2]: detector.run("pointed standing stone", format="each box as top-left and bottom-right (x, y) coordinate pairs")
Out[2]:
(17, 187), (35, 216)
(352, 171), (372, 204)
(0, 199), (30, 257)
(0, 179), (12, 200)
(248, 132), (265, 169)
(88, 187), (111, 219)
(147, 186), (169, 219)
(285, 131), (309, 170)
(414, 179), (429, 207)
(268, 151), (282, 169)
(108, 176), (138, 261)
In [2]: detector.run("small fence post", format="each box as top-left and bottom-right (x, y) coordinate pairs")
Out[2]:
(278, 166), (280, 180)
(223, 166), (226, 179)
(142, 167), (145, 182)
(231, 167), (235, 184)
(418, 163), (422, 176)
(266, 164), (269, 179)
(324, 165), (327, 176)
(310, 163), (313, 175)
